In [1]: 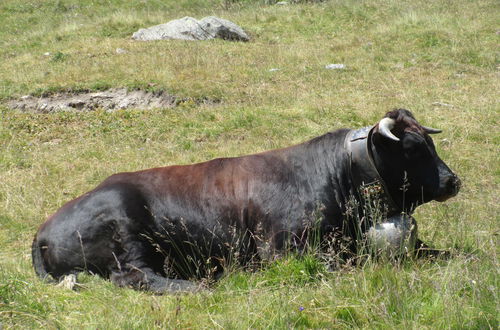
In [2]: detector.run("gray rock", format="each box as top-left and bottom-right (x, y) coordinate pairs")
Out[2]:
(132, 17), (205, 41)
(199, 16), (250, 41)
(325, 63), (346, 70)
(132, 16), (249, 42)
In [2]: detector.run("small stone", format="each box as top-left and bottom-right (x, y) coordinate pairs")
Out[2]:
(432, 102), (454, 108)
(43, 138), (63, 146)
(325, 63), (346, 70)
(440, 138), (451, 147)
(393, 63), (404, 69)
(115, 48), (128, 54)
(56, 274), (77, 290)
(43, 52), (51, 56)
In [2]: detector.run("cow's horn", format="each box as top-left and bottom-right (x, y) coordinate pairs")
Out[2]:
(378, 118), (400, 141)
(421, 125), (442, 134)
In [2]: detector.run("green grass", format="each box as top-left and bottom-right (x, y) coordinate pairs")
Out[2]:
(0, 0), (498, 328)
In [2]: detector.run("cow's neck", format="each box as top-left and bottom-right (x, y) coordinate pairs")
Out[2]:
(286, 129), (353, 214)
(345, 126), (403, 217)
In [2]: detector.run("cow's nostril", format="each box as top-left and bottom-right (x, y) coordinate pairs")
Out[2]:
(447, 175), (461, 195)
(454, 176), (461, 191)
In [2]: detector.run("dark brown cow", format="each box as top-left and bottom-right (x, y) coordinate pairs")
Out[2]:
(32, 109), (460, 293)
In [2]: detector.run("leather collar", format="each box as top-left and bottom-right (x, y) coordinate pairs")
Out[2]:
(345, 125), (401, 216)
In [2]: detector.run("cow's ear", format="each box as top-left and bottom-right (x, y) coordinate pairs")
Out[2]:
(375, 118), (400, 142)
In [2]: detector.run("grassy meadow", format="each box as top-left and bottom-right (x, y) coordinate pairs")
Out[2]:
(0, 0), (498, 328)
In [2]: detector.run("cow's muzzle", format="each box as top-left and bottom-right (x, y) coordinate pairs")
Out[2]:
(435, 174), (461, 202)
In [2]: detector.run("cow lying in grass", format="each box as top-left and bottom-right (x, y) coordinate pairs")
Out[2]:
(32, 109), (460, 293)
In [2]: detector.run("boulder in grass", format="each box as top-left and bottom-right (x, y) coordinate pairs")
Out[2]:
(132, 16), (249, 42)
(198, 16), (250, 41)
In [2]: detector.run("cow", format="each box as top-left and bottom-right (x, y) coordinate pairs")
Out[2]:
(32, 109), (461, 293)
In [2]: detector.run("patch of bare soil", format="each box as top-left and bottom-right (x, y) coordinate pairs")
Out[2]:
(7, 88), (213, 113)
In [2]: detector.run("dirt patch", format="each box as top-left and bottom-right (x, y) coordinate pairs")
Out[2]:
(7, 88), (215, 113)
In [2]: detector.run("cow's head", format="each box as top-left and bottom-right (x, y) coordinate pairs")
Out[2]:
(371, 109), (461, 212)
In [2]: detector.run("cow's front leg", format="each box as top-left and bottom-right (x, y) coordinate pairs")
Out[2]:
(110, 267), (201, 294)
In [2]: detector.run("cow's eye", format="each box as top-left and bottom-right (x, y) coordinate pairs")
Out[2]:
(404, 145), (420, 159)
(402, 134), (428, 161)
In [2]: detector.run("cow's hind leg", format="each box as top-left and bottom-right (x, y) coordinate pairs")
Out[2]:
(110, 267), (200, 294)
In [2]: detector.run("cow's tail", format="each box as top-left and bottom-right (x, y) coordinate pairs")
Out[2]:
(31, 235), (53, 282)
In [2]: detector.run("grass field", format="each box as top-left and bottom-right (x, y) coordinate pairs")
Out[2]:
(0, 0), (498, 328)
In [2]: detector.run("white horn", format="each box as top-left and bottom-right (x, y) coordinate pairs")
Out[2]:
(378, 117), (400, 141)
(421, 125), (442, 134)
